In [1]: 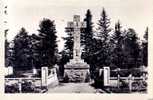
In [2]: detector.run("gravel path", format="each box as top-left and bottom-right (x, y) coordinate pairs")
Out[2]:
(47, 83), (105, 93)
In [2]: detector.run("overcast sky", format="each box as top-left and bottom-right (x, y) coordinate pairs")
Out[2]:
(6, 0), (153, 51)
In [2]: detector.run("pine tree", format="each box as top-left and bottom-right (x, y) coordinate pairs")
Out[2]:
(38, 18), (58, 68)
(96, 8), (111, 42)
(62, 27), (74, 59)
(82, 9), (94, 59)
(13, 28), (32, 70)
(111, 21), (124, 69)
(123, 28), (141, 69)
(5, 39), (9, 67)
(95, 8), (112, 68)
(80, 9), (97, 77)
(29, 34), (41, 69)
(142, 27), (148, 66)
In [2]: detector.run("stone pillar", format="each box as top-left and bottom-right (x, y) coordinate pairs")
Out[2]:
(103, 67), (110, 86)
(33, 68), (37, 75)
(41, 67), (48, 87)
(128, 74), (132, 92)
(18, 79), (22, 93)
(117, 74), (120, 88)
(8, 66), (13, 75)
(99, 68), (103, 76)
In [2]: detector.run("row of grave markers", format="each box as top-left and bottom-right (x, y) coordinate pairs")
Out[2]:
(5, 66), (147, 92)
(100, 67), (147, 92)
(5, 66), (58, 93)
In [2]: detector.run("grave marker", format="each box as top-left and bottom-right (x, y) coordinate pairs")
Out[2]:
(8, 66), (13, 75)
(41, 67), (48, 87)
(103, 67), (110, 86)
(33, 68), (37, 75)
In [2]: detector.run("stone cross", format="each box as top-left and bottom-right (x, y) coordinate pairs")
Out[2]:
(67, 15), (86, 60)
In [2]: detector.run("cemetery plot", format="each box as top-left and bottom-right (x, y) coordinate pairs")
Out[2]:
(5, 78), (43, 93)
(5, 67), (58, 93)
(93, 68), (148, 93)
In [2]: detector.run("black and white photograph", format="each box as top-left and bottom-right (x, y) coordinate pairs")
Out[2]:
(2, 0), (152, 95)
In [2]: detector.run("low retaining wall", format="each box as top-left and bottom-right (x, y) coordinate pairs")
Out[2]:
(47, 74), (59, 87)
(5, 78), (42, 86)
(47, 68), (59, 87)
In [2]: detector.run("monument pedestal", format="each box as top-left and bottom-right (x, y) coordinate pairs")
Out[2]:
(64, 59), (90, 82)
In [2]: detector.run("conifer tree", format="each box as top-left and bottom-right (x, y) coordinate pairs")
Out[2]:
(29, 34), (41, 69)
(111, 21), (124, 69)
(38, 18), (58, 68)
(82, 9), (94, 59)
(123, 28), (141, 69)
(13, 28), (32, 70)
(95, 8), (112, 68)
(142, 27), (148, 66)
(63, 27), (74, 59)
(81, 9), (96, 77)
(5, 39), (9, 67)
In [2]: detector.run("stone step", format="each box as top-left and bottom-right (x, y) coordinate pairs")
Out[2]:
(64, 63), (89, 68)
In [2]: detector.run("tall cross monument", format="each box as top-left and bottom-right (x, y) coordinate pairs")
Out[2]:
(67, 15), (86, 60)
(64, 15), (90, 82)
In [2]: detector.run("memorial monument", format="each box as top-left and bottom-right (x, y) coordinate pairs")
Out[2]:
(64, 15), (90, 82)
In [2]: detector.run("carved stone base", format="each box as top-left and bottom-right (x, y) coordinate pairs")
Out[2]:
(64, 59), (90, 82)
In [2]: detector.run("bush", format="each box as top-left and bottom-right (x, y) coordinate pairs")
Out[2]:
(21, 81), (35, 93)
(63, 74), (69, 83)
(120, 80), (129, 89)
(85, 72), (90, 82)
(94, 79), (104, 89)
(5, 80), (47, 93)
(132, 80), (147, 92)
(5, 83), (19, 93)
